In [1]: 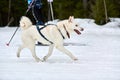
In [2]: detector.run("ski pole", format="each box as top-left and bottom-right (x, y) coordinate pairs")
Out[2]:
(49, 2), (54, 20)
(6, 17), (14, 27)
(47, 0), (54, 21)
(6, 27), (19, 46)
(26, 0), (35, 14)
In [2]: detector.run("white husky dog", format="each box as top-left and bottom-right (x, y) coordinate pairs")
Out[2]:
(17, 16), (84, 62)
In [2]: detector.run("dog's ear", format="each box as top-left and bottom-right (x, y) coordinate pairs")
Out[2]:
(68, 16), (74, 23)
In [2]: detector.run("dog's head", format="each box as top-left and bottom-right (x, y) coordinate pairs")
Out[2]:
(65, 16), (84, 35)
(19, 16), (32, 30)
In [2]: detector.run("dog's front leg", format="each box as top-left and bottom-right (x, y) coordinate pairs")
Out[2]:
(29, 45), (42, 62)
(56, 45), (78, 61)
(43, 44), (54, 61)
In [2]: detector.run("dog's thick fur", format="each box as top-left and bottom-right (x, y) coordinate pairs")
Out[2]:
(17, 16), (84, 62)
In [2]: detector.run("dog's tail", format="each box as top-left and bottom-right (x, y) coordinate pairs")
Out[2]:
(19, 16), (32, 30)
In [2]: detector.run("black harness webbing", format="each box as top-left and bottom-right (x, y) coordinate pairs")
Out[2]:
(52, 24), (65, 39)
(36, 24), (53, 44)
(57, 27), (65, 39)
(36, 24), (66, 44)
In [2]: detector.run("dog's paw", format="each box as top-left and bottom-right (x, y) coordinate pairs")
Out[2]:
(73, 58), (78, 61)
(17, 53), (20, 58)
(35, 57), (42, 62)
(43, 56), (47, 61)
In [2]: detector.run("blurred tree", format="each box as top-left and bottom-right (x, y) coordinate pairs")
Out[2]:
(91, 0), (120, 24)
(0, 0), (26, 26)
(0, 0), (120, 26)
(0, 0), (9, 26)
(10, 0), (27, 26)
(53, 0), (90, 19)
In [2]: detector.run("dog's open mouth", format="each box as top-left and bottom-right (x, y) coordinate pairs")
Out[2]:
(74, 29), (81, 35)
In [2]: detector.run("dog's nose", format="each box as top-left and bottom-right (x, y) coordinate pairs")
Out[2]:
(80, 28), (84, 31)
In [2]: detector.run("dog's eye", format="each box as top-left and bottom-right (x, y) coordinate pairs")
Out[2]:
(75, 24), (78, 27)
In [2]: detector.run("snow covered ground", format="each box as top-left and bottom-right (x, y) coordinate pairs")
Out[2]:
(0, 18), (120, 80)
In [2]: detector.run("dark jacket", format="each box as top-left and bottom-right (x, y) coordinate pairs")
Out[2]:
(34, 0), (42, 8)
(28, 0), (42, 9)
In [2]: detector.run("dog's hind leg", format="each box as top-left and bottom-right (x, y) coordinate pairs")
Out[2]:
(56, 45), (78, 61)
(43, 44), (54, 61)
(17, 45), (24, 58)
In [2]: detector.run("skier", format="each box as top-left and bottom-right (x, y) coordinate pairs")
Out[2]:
(27, 0), (44, 25)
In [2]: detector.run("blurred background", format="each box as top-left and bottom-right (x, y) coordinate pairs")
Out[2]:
(0, 0), (120, 26)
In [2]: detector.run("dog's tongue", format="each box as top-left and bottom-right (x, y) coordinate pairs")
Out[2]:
(74, 29), (81, 35)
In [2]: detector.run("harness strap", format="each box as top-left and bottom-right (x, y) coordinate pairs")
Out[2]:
(56, 24), (70, 39)
(45, 24), (65, 39)
(36, 24), (68, 44)
(54, 25), (65, 39)
(36, 25), (53, 44)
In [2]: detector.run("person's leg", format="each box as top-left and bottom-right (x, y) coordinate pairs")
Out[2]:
(32, 6), (44, 45)
(32, 6), (44, 25)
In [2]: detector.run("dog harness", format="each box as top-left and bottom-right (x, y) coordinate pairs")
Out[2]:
(36, 24), (69, 44)
(56, 25), (65, 39)
(36, 24), (53, 44)
(55, 24), (70, 39)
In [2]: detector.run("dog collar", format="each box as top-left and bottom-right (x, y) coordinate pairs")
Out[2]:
(63, 24), (70, 38)
(55, 24), (70, 39)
